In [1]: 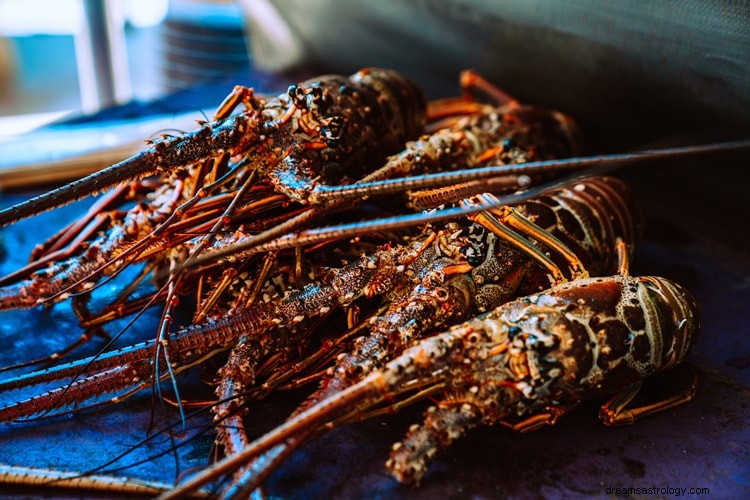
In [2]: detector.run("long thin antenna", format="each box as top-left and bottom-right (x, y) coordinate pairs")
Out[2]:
(307, 139), (750, 203)
(190, 170), (594, 267)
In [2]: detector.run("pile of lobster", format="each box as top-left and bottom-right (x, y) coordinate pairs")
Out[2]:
(0, 68), (738, 498)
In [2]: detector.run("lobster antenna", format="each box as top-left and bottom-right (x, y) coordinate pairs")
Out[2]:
(307, 139), (750, 203)
(175, 137), (750, 272)
(161, 376), (380, 499)
(190, 169), (606, 267)
(0, 115), (247, 227)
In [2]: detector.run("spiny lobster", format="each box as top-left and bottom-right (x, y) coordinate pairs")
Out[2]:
(0, 67), (744, 497)
(0, 176), (636, 418)
(164, 264), (700, 497)
(0, 174), (653, 499)
(0, 68), (588, 409)
(0, 68), (427, 314)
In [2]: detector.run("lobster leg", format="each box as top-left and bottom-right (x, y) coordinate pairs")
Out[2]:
(467, 204), (569, 284)
(484, 199), (588, 278)
(472, 198), (594, 281)
(425, 69), (518, 125)
(0, 235), (437, 420)
(460, 69), (519, 107)
(0, 178), (189, 311)
(599, 370), (699, 426)
(212, 337), (261, 460)
(26, 184), (134, 263)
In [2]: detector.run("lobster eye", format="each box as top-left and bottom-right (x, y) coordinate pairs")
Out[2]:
(287, 84), (302, 104)
(321, 115), (345, 146)
(641, 277), (700, 369)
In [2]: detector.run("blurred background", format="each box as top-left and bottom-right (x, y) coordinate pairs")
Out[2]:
(0, 0), (748, 202)
(1, 0), (748, 136)
(0, 0), (252, 134)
